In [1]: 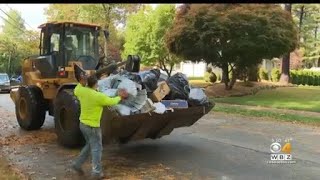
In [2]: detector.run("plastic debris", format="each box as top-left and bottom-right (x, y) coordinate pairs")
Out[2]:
(103, 89), (118, 97)
(140, 99), (156, 113)
(166, 73), (190, 100)
(99, 74), (147, 115)
(114, 104), (132, 116)
(188, 88), (209, 106)
(139, 69), (161, 93)
(153, 102), (166, 114)
(158, 73), (168, 82)
(98, 70), (208, 116)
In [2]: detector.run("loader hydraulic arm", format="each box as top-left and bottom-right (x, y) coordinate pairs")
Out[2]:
(74, 55), (140, 82)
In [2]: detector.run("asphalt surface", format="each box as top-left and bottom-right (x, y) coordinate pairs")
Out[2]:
(0, 93), (320, 180)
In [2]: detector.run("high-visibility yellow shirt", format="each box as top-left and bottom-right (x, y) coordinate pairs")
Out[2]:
(74, 83), (121, 127)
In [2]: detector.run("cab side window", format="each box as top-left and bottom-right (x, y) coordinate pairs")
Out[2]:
(50, 33), (60, 53)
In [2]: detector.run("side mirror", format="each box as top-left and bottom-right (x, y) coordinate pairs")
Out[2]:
(103, 30), (109, 40)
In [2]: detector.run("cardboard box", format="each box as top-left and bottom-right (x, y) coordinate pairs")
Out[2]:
(150, 81), (170, 102)
(161, 100), (188, 109)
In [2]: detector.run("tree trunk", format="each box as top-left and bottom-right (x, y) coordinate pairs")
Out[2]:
(280, 53), (290, 83)
(221, 63), (229, 89)
(248, 64), (259, 81)
(226, 68), (238, 90)
(158, 58), (173, 77)
(228, 73), (237, 90)
(298, 5), (305, 45)
(280, 4), (292, 84)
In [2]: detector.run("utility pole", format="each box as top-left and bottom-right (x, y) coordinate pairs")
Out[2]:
(8, 53), (11, 76)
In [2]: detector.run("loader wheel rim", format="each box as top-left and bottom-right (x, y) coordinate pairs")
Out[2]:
(59, 107), (73, 131)
(19, 98), (27, 120)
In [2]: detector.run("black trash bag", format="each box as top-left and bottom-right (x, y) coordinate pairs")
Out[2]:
(139, 69), (161, 93)
(121, 71), (143, 85)
(166, 73), (190, 100)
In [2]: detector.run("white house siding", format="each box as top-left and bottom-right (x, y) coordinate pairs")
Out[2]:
(176, 61), (207, 77)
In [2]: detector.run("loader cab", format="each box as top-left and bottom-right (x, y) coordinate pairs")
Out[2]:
(36, 22), (101, 78)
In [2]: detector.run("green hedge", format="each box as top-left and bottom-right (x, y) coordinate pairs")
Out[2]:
(255, 68), (320, 85)
(259, 68), (269, 80)
(271, 68), (281, 82)
(291, 70), (320, 86)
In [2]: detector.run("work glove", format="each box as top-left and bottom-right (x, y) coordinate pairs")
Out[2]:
(118, 89), (129, 100)
(79, 73), (88, 86)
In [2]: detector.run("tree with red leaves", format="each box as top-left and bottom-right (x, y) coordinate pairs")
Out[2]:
(166, 4), (298, 89)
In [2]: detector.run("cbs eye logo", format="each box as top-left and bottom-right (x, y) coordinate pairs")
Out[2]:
(270, 142), (282, 153)
(270, 142), (291, 154)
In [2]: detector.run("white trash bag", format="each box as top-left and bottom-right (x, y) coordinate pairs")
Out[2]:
(114, 104), (132, 116)
(188, 88), (209, 106)
(117, 77), (138, 97)
(103, 89), (118, 97)
(98, 74), (118, 92)
(153, 102), (166, 114)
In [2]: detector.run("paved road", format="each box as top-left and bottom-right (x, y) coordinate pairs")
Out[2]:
(0, 93), (320, 180)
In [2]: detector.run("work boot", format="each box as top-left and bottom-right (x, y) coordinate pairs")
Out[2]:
(90, 172), (107, 180)
(71, 164), (85, 176)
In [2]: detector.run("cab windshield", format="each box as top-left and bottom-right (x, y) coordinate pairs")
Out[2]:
(64, 26), (99, 69)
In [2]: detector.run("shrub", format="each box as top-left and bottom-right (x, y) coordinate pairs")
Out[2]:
(290, 70), (320, 86)
(271, 68), (281, 82)
(204, 72), (210, 82)
(206, 67), (213, 73)
(204, 72), (217, 83)
(209, 72), (217, 83)
(259, 68), (269, 81)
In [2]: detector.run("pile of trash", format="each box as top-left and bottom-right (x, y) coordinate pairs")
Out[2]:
(98, 69), (210, 116)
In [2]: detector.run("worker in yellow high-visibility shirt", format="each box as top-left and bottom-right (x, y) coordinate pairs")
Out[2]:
(71, 74), (128, 179)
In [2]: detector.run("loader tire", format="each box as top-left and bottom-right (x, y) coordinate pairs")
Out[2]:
(54, 89), (84, 148)
(16, 86), (46, 130)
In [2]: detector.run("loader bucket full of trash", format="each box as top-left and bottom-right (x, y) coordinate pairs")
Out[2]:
(96, 69), (214, 144)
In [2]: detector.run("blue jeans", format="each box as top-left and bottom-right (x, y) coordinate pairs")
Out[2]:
(72, 123), (103, 176)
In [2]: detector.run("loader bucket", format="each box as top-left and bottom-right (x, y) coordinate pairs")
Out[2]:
(100, 104), (214, 144)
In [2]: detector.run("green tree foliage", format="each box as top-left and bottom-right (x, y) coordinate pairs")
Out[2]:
(292, 4), (320, 67)
(2, 9), (25, 39)
(123, 4), (180, 76)
(166, 4), (298, 89)
(0, 9), (39, 76)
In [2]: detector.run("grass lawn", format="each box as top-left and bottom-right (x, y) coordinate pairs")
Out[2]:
(214, 86), (320, 113)
(214, 103), (320, 125)
(189, 80), (212, 88)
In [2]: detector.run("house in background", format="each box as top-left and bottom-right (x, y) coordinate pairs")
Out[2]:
(175, 50), (304, 80)
(175, 61), (206, 77)
(261, 49), (303, 79)
(174, 61), (222, 78)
